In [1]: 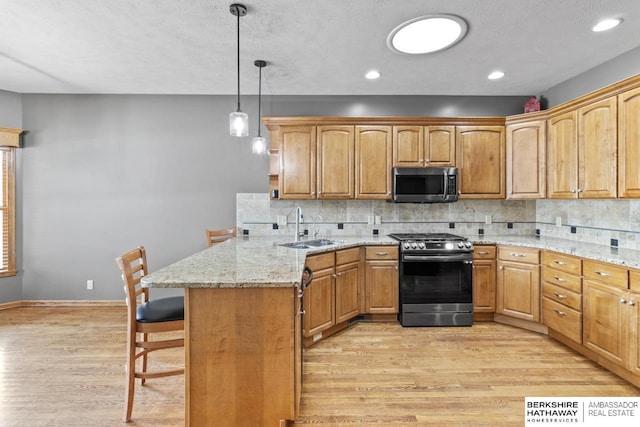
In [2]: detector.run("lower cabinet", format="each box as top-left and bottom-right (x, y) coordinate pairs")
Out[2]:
(364, 246), (399, 314)
(472, 245), (496, 314)
(496, 246), (540, 322)
(303, 247), (362, 344)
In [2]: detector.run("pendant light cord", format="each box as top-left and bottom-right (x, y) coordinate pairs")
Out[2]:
(236, 11), (241, 113)
(257, 65), (262, 137)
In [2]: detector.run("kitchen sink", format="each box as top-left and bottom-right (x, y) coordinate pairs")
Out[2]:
(280, 239), (338, 249)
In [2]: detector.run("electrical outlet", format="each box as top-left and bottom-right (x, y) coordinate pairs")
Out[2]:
(555, 216), (562, 227)
(374, 215), (381, 224)
(367, 215), (374, 225)
(87, 279), (94, 290)
(277, 215), (287, 226)
(485, 215), (492, 225)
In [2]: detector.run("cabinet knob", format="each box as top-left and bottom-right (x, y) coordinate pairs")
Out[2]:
(332, 274), (337, 278)
(499, 266), (504, 270)
(300, 309), (306, 315)
(395, 266), (399, 271)
(628, 301), (636, 306)
(620, 298), (627, 304)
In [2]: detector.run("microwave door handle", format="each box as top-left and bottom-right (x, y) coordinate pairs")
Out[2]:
(442, 171), (448, 200)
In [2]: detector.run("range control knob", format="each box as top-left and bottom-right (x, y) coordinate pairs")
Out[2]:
(457, 242), (464, 248)
(403, 243), (411, 250)
(411, 242), (418, 249)
(418, 242), (425, 249)
(465, 242), (472, 248)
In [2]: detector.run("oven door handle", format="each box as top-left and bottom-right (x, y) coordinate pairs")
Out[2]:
(402, 254), (473, 263)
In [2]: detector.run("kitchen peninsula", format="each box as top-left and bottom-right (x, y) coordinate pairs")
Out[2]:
(142, 233), (640, 426)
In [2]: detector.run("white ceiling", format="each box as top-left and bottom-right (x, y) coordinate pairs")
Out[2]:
(1, 0), (639, 96)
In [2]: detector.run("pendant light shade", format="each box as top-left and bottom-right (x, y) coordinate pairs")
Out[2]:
(252, 60), (267, 155)
(229, 4), (248, 137)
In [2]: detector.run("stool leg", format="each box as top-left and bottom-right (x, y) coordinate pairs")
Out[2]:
(123, 331), (136, 422)
(141, 332), (148, 385)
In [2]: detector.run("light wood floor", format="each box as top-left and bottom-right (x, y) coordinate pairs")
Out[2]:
(0, 307), (638, 426)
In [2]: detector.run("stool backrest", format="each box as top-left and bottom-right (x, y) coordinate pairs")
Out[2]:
(205, 227), (236, 247)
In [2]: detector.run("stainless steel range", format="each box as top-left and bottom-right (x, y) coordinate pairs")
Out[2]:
(389, 233), (474, 327)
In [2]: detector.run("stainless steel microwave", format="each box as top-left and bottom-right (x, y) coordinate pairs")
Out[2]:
(392, 167), (459, 203)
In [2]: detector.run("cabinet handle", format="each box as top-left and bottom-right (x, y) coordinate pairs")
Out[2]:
(595, 271), (612, 277)
(499, 266), (504, 270)
(553, 260), (567, 266)
(300, 309), (306, 315)
(336, 272), (342, 277)
(553, 308), (567, 317)
(620, 298), (627, 304)
(510, 253), (526, 257)
(332, 274), (337, 278)
(577, 189), (583, 193)
(629, 301), (636, 306)
(553, 276), (567, 283)
(376, 252), (389, 256)
(477, 251), (490, 255)
(570, 189), (576, 194)
(395, 266), (399, 271)
(553, 291), (567, 299)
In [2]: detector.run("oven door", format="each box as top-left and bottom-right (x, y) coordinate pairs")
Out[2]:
(399, 253), (473, 305)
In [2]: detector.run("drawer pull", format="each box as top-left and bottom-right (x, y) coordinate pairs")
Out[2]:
(595, 271), (612, 277)
(510, 253), (526, 257)
(376, 252), (389, 256)
(477, 251), (490, 255)
(553, 260), (567, 266)
(553, 276), (567, 283)
(553, 308), (567, 317)
(553, 291), (567, 299)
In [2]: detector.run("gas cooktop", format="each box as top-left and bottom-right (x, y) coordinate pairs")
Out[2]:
(388, 233), (467, 242)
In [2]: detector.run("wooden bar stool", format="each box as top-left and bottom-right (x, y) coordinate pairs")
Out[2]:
(115, 246), (184, 423)
(205, 227), (236, 247)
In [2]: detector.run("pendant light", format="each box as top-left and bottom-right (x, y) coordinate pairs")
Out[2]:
(229, 3), (248, 137)
(252, 60), (267, 155)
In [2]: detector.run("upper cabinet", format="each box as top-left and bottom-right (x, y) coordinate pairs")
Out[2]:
(456, 125), (506, 199)
(618, 86), (640, 198)
(393, 125), (455, 167)
(317, 125), (355, 199)
(505, 117), (546, 199)
(355, 126), (392, 199)
(548, 97), (617, 198)
(279, 126), (317, 199)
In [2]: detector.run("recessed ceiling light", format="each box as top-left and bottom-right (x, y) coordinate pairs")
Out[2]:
(387, 14), (468, 55)
(365, 70), (381, 80)
(592, 18), (622, 32)
(488, 71), (505, 80)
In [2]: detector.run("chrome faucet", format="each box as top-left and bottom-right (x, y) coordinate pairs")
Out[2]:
(295, 207), (304, 242)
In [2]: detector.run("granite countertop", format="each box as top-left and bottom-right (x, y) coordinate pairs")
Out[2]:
(142, 234), (640, 290)
(141, 235), (397, 289)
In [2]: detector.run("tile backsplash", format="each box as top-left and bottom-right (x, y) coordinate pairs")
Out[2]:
(237, 194), (640, 249)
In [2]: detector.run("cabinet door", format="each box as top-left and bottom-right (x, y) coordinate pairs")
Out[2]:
(506, 119), (546, 199)
(618, 87), (640, 198)
(317, 125), (355, 199)
(303, 267), (334, 337)
(496, 260), (540, 322)
(629, 291), (640, 376)
(365, 260), (399, 314)
(279, 126), (317, 199)
(393, 126), (424, 167)
(425, 126), (455, 166)
(473, 259), (496, 313)
(583, 279), (628, 368)
(335, 261), (360, 323)
(578, 97), (617, 198)
(456, 126), (505, 198)
(355, 126), (392, 199)
(547, 111), (578, 199)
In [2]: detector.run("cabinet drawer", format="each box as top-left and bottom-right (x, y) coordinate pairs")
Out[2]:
(541, 282), (581, 312)
(630, 269), (640, 292)
(541, 266), (581, 293)
(365, 246), (398, 260)
(541, 251), (581, 276)
(336, 247), (361, 265)
(305, 252), (335, 272)
(542, 297), (582, 344)
(497, 246), (539, 264)
(583, 260), (628, 290)
(474, 245), (496, 260)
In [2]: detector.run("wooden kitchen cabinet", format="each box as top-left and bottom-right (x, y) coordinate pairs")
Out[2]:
(335, 247), (361, 324)
(547, 97), (617, 198)
(317, 125), (355, 199)
(355, 125), (392, 199)
(279, 125), (317, 199)
(393, 125), (455, 167)
(629, 287), (640, 377)
(456, 125), (506, 199)
(473, 245), (496, 316)
(541, 251), (582, 344)
(505, 117), (546, 199)
(364, 246), (399, 314)
(496, 246), (540, 322)
(618, 86), (640, 198)
(303, 252), (335, 337)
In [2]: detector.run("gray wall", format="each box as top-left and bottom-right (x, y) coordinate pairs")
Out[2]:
(541, 45), (640, 108)
(0, 90), (23, 303)
(18, 93), (527, 301)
